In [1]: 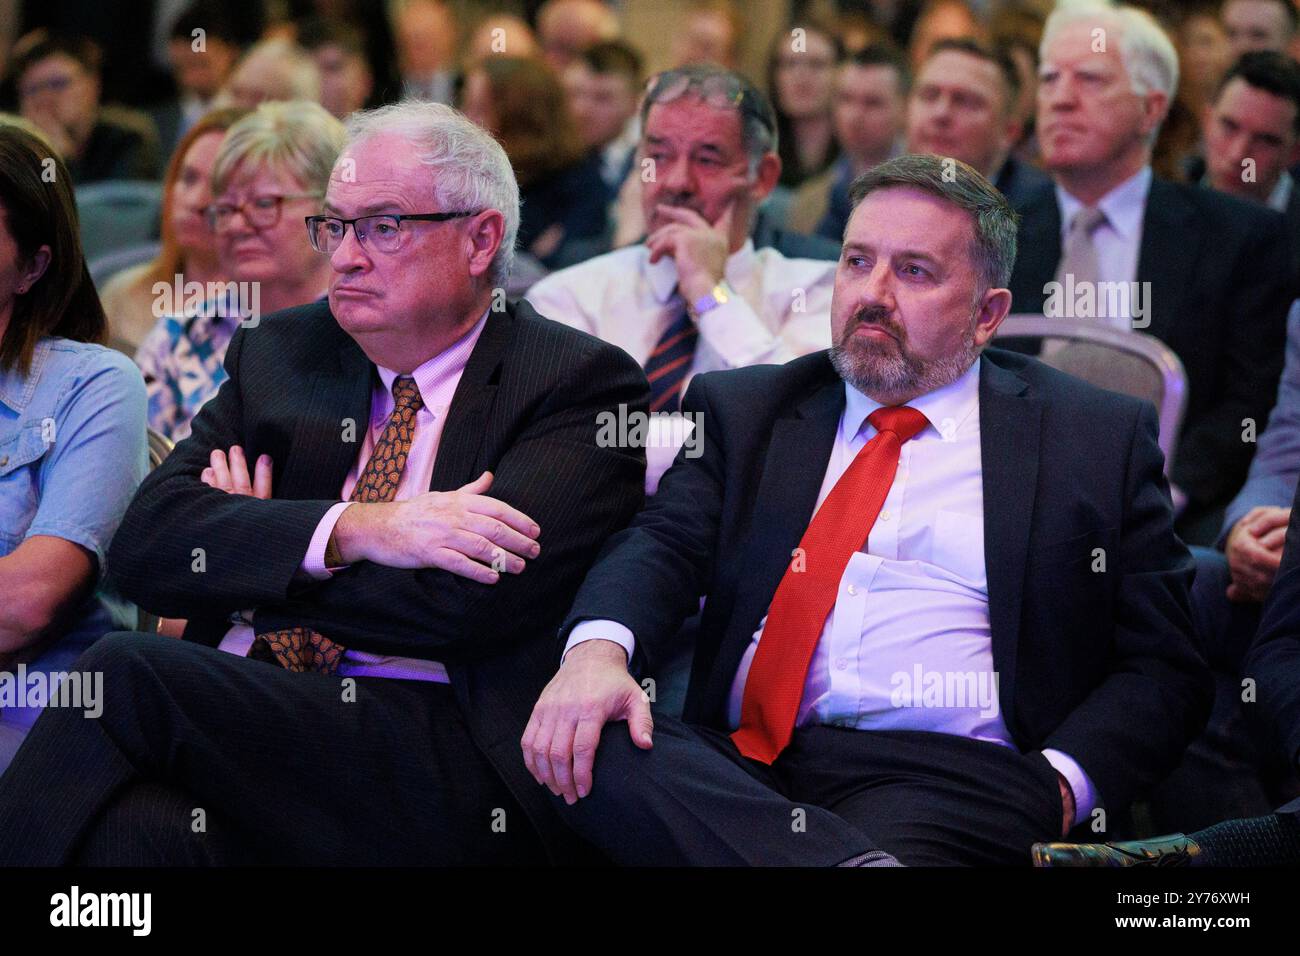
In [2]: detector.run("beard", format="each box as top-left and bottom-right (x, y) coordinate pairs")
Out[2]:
(829, 304), (980, 400)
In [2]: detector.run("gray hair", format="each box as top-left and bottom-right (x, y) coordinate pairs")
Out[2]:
(1041, 0), (1179, 142)
(344, 101), (521, 285)
(211, 100), (347, 197)
(848, 154), (1019, 291)
(640, 65), (778, 174)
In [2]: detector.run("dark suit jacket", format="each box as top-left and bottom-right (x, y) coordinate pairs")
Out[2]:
(1244, 478), (1300, 769)
(994, 154), (1051, 208)
(107, 297), (649, 859)
(560, 348), (1213, 812)
(1008, 178), (1292, 520)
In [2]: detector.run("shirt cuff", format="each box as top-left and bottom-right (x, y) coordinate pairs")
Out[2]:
(695, 297), (777, 368)
(564, 619), (635, 665)
(1042, 748), (1099, 829)
(300, 501), (353, 580)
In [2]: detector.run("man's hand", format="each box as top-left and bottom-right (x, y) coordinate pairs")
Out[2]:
(330, 471), (540, 582)
(1058, 772), (1076, 838)
(201, 446), (272, 499)
(646, 203), (734, 304)
(521, 639), (653, 804)
(1225, 506), (1290, 603)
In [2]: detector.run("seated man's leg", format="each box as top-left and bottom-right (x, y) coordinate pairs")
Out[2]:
(780, 728), (1064, 866)
(0, 632), (544, 865)
(555, 714), (892, 866)
(72, 781), (245, 866)
(1149, 547), (1273, 832)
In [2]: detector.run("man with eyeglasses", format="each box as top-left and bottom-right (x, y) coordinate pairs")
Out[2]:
(526, 64), (837, 494)
(12, 32), (160, 184)
(0, 101), (648, 866)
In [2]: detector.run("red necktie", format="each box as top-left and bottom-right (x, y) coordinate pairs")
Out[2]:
(730, 405), (930, 764)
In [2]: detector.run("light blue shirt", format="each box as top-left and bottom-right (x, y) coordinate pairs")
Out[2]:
(0, 337), (147, 767)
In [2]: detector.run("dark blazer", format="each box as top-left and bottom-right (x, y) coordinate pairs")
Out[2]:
(1008, 178), (1292, 520)
(560, 348), (1213, 812)
(107, 297), (649, 859)
(1244, 478), (1300, 768)
(994, 154), (1051, 208)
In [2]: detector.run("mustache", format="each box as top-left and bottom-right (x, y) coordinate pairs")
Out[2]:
(845, 306), (906, 343)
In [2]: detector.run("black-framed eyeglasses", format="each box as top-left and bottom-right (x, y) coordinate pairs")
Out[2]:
(305, 211), (481, 255)
(206, 193), (322, 232)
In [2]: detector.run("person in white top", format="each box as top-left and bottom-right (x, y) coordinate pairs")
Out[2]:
(526, 65), (835, 492)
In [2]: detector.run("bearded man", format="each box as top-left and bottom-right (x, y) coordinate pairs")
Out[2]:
(519, 153), (1211, 866)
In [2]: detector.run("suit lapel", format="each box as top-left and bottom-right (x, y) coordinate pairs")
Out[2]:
(979, 355), (1040, 729)
(1136, 180), (1198, 346)
(279, 327), (373, 500)
(1011, 186), (1061, 313)
(428, 305), (511, 491)
(708, 371), (845, 710)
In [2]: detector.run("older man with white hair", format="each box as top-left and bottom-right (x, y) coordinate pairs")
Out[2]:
(1007, 0), (1293, 545)
(0, 101), (649, 866)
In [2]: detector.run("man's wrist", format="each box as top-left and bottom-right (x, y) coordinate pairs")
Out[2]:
(563, 638), (631, 668)
(332, 502), (378, 565)
(680, 273), (726, 307)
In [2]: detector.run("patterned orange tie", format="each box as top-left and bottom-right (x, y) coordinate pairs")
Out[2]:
(250, 375), (424, 673)
(730, 405), (929, 764)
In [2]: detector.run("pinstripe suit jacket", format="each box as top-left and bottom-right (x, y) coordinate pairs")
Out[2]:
(107, 297), (649, 858)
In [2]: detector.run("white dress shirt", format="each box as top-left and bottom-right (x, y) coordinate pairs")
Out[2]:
(525, 239), (834, 491)
(568, 359), (1099, 825)
(1054, 165), (1152, 330)
(216, 311), (489, 682)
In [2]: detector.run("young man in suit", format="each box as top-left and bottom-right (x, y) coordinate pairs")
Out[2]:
(1006, 1), (1292, 545)
(0, 101), (649, 865)
(521, 152), (1212, 867)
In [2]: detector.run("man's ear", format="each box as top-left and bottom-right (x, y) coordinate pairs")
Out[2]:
(466, 209), (506, 280)
(972, 286), (1013, 347)
(749, 151), (782, 202)
(1140, 89), (1170, 138)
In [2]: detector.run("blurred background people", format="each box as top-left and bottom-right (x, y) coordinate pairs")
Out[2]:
(99, 107), (247, 354)
(461, 55), (607, 268)
(136, 101), (344, 440)
(395, 0), (459, 103)
(217, 37), (321, 111)
(1222, 0), (1299, 57)
(906, 37), (1048, 204)
(0, 122), (146, 773)
(907, 0), (988, 71)
(789, 42), (909, 239)
(768, 17), (843, 188)
(563, 40), (642, 200)
(536, 0), (620, 74)
(11, 31), (160, 183)
(298, 16), (375, 119)
(670, 0), (742, 70)
(150, 1), (241, 161)
(465, 14), (539, 67)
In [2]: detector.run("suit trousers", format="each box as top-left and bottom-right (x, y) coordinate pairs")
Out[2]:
(0, 632), (546, 866)
(555, 714), (1065, 866)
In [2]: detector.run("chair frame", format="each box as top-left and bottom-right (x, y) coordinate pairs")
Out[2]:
(994, 313), (1188, 475)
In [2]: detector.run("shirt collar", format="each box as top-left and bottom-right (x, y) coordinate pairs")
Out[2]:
(1056, 165), (1152, 242)
(646, 238), (758, 304)
(0, 336), (53, 412)
(374, 308), (489, 409)
(842, 353), (982, 444)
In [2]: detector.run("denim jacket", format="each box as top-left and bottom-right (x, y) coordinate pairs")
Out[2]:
(0, 336), (147, 667)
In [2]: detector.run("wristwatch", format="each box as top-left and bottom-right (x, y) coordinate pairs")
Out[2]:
(690, 281), (732, 318)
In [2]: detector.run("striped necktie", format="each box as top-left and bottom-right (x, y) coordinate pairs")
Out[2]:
(645, 295), (698, 413)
